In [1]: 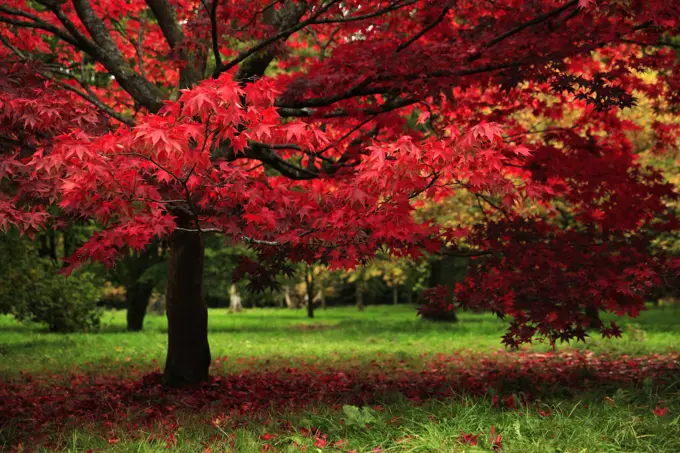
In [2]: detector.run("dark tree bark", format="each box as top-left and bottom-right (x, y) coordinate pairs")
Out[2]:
(163, 228), (211, 386)
(126, 280), (155, 331)
(119, 242), (165, 331)
(37, 229), (57, 261)
(585, 304), (601, 330)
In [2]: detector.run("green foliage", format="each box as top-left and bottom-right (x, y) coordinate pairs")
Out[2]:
(341, 405), (378, 429)
(0, 233), (103, 332)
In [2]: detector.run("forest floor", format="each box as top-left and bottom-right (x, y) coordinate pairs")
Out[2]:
(0, 305), (679, 452)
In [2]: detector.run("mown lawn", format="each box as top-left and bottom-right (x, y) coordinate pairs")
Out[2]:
(1, 305), (679, 452)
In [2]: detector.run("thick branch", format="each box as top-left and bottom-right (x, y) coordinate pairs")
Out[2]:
(145, 0), (184, 49)
(31, 0), (167, 112)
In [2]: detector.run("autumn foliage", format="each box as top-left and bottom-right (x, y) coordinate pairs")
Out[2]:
(2, 0), (680, 380)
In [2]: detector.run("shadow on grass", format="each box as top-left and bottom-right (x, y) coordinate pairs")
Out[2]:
(0, 338), (79, 355)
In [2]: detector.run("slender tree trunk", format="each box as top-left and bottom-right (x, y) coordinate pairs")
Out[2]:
(305, 266), (315, 319)
(126, 281), (154, 331)
(38, 230), (57, 261)
(228, 284), (243, 313)
(428, 258), (460, 321)
(284, 285), (296, 308)
(392, 286), (398, 305)
(356, 283), (365, 312)
(163, 229), (211, 386)
(63, 228), (75, 259)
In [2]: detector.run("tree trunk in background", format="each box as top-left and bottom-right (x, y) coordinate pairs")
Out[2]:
(426, 258), (460, 322)
(38, 229), (57, 261)
(126, 280), (155, 331)
(228, 284), (243, 313)
(121, 243), (164, 331)
(392, 286), (399, 305)
(356, 283), (365, 311)
(164, 229), (211, 386)
(585, 304), (601, 329)
(62, 228), (76, 259)
(284, 285), (297, 308)
(305, 266), (315, 319)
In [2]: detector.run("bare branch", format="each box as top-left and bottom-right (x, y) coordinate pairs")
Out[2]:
(409, 173), (440, 199)
(43, 74), (136, 126)
(175, 227), (222, 233)
(395, 4), (450, 53)
(483, 0), (579, 49)
(209, 0), (222, 70)
(310, 0), (415, 25)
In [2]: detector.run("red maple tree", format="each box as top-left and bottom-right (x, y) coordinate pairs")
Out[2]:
(1, 0), (680, 385)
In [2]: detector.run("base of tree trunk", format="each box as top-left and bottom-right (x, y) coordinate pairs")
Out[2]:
(163, 228), (211, 387)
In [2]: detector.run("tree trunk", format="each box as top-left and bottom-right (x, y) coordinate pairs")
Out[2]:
(228, 284), (243, 313)
(356, 283), (365, 312)
(163, 229), (211, 387)
(392, 286), (398, 305)
(305, 266), (315, 319)
(284, 285), (297, 308)
(126, 281), (154, 331)
(427, 258), (459, 322)
(585, 304), (601, 329)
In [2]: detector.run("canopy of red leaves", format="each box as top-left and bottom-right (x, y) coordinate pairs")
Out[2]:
(2, 0), (680, 343)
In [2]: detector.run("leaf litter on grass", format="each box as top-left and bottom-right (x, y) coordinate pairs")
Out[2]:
(1, 350), (678, 452)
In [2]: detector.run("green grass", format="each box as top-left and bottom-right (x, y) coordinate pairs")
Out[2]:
(1, 305), (678, 377)
(1, 305), (679, 452)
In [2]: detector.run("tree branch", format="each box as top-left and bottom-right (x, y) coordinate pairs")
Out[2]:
(0, 6), (79, 46)
(215, 0), (340, 77)
(209, 0), (222, 70)
(35, 0), (166, 112)
(144, 0), (184, 49)
(483, 0), (579, 49)
(42, 73), (136, 126)
(311, 0), (415, 25)
(395, 4), (450, 53)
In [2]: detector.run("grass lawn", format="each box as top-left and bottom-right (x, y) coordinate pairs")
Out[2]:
(1, 305), (679, 452)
